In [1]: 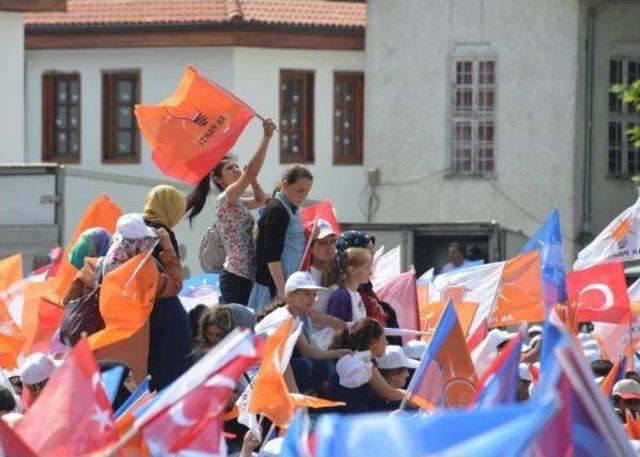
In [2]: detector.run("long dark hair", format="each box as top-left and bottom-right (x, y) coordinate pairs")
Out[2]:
(331, 318), (384, 351)
(185, 156), (235, 225)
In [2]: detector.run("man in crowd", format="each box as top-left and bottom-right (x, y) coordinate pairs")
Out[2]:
(441, 242), (472, 274)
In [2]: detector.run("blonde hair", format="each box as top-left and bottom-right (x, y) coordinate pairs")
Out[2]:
(340, 247), (372, 279)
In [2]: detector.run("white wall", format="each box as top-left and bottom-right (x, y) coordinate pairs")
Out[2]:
(364, 0), (581, 255)
(231, 47), (366, 223)
(0, 13), (25, 163)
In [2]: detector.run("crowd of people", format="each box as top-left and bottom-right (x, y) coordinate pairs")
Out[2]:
(2, 118), (640, 455)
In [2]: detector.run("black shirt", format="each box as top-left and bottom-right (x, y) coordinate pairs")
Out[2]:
(254, 198), (294, 293)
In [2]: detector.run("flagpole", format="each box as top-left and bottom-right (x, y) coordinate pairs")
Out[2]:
(299, 218), (319, 271)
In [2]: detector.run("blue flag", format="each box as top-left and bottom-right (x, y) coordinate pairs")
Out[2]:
(101, 365), (125, 406)
(475, 334), (523, 408)
(281, 409), (311, 457)
(114, 375), (151, 419)
(521, 208), (567, 313)
(315, 399), (557, 457)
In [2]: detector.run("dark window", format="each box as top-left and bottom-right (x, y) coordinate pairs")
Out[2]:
(333, 72), (364, 165)
(280, 70), (314, 164)
(451, 60), (496, 176)
(42, 72), (80, 163)
(102, 71), (140, 163)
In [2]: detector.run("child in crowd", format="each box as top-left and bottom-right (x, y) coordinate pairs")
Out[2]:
(326, 248), (372, 324)
(256, 271), (352, 394)
(327, 318), (409, 413)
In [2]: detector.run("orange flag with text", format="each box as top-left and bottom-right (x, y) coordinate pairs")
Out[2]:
(53, 194), (122, 299)
(88, 251), (158, 350)
(490, 251), (544, 327)
(249, 318), (295, 427)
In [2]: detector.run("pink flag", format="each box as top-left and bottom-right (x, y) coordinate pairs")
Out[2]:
(0, 418), (37, 456)
(16, 339), (118, 456)
(375, 268), (419, 344)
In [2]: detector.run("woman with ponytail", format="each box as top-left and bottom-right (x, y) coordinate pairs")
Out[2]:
(186, 119), (276, 305)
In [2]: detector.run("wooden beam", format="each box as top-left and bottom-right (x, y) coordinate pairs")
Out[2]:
(0, 0), (66, 12)
(25, 28), (364, 51)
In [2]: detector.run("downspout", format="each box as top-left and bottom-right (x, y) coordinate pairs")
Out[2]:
(580, 0), (617, 245)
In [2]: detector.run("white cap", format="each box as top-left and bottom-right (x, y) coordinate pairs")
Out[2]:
(527, 325), (543, 337)
(488, 329), (516, 347)
(376, 346), (420, 370)
(519, 363), (532, 382)
(116, 213), (157, 239)
(613, 379), (640, 399)
(284, 271), (326, 296)
(19, 353), (57, 385)
(403, 340), (428, 360)
(315, 219), (337, 240)
(336, 352), (373, 388)
(583, 348), (601, 363)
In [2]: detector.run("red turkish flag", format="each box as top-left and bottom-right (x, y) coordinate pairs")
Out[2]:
(0, 418), (37, 456)
(142, 346), (261, 455)
(566, 262), (630, 324)
(16, 339), (118, 456)
(301, 200), (340, 234)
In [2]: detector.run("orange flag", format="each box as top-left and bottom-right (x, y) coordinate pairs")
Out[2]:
(53, 194), (122, 299)
(420, 300), (478, 340)
(21, 278), (61, 355)
(0, 254), (22, 292)
(249, 318), (295, 427)
(0, 299), (25, 370)
(135, 66), (255, 184)
(626, 410), (640, 440)
(490, 251), (544, 327)
(88, 251), (158, 350)
(289, 393), (344, 409)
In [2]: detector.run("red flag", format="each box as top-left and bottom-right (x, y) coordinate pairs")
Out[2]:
(0, 418), (37, 456)
(375, 268), (420, 344)
(135, 66), (255, 184)
(567, 262), (630, 324)
(300, 200), (340, 234)
(142, 338), (262, 455)
(16, 339), (118, 456)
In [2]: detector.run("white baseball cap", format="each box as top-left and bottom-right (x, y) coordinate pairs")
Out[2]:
(315, 219), (337, 240)
(284, 271), (326, 296)
(336, 352), (373, 388)
(116, 213), (157, 239)
(527, 325), (543, 337)
(376, 346), (420, 370)
(19, 353), (58, 385)
(403, 340), (428, 360)
(613, 379), (640, 399)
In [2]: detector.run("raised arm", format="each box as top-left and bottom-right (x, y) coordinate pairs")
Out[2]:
(225, 118), (276, 204)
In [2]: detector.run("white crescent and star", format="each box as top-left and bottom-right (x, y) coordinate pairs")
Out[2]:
(578, 284), (614, 311)
(169, 400), (197, 427)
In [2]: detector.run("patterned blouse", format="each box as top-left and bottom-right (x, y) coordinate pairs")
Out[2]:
(215, 191), (256, 280)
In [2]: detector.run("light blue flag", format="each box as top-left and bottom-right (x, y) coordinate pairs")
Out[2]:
(521, 208), (567, 313)
(280, 409), (310, 457)
(315, 399), (558, 457)
(101, 365), (125, 406)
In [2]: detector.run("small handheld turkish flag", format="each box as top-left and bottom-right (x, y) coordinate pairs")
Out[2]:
(567, 262), (630, 324)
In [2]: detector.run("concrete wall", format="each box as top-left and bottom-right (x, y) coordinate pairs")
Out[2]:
(586, 0), (640, 239)
(0, 13), (25, 163)
(364, 0), (582, 258)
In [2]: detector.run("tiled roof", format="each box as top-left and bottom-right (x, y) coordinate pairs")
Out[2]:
(24, 0), (366, 30)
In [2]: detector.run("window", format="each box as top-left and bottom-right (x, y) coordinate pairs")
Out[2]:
(102, 71), (140, 163)
(333, 72), (364, 165)
(450, 60), (496, 175)
(280, 70), (314, 163)
(42, 72), (80, 163)
(608, 58), (640, 178)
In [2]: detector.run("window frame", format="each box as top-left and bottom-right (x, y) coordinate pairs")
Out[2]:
(608, 56), (640, 179)
(42, 71), (81, 164)
(448, 58), (497, 177)
(333, 71), (364, 166)
(102, 69), (141, 164)
(279, 69), (315, 164)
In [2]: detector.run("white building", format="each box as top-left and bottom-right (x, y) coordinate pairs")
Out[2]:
(362, 0), (640, 273)
(14, 0), (366, 275)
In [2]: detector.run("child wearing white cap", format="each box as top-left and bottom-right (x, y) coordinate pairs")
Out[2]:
(368, 346), (420, 412)
(255, 271), (352, 394)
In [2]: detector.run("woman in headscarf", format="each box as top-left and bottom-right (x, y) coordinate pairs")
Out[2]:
(141, 185), (193, 391)
(63, 227), (112, 305)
